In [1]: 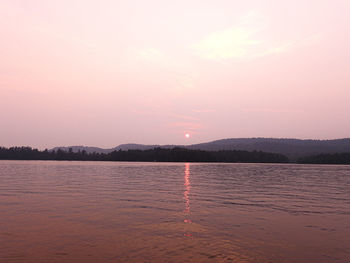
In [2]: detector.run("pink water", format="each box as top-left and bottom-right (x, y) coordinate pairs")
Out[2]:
(1, 161), (349, 262)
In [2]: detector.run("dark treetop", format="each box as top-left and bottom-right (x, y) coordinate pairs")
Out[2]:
(0, 147), (289, 163)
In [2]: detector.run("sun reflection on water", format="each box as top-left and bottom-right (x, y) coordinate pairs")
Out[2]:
(184, 163), (191, 213)
(183, 163), (193, 237)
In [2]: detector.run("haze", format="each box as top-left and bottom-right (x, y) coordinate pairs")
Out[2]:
(1, 0), (349, 149)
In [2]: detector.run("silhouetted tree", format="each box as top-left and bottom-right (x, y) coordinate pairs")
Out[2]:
(0, 146), (289, 163)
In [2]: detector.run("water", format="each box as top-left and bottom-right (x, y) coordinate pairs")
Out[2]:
(0, 161), (349, 263)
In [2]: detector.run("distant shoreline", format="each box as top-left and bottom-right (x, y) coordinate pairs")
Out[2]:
(1, 146), (350, 165)
(0, 146), (288, 163)
(1, 160), (350, 166)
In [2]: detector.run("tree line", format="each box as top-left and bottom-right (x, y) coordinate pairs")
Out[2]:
(298, 153), (350, 164)
(0, 146), (289, 163)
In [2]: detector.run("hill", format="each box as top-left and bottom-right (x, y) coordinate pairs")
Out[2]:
(187, 138), (350, 160)
(50, 138), (350, 161)
(50, 146), (114, 154)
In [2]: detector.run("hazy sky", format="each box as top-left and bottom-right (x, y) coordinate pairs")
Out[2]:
(1, 0), (349, 149)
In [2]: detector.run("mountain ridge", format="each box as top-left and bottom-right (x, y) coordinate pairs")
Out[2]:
(50, 138), (350, 161)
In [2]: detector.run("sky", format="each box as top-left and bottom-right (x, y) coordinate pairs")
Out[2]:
(1, 0), (349, 149)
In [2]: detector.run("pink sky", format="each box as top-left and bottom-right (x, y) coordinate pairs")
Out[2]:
(1, 0), (349, 149)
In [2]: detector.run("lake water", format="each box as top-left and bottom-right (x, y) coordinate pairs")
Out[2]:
(0, 161), (349, 263)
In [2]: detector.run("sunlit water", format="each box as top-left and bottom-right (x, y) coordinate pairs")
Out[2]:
(0, 161), (349, 263)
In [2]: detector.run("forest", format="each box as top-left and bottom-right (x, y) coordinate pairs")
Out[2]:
(0, 146), (289, 163)
(298, 153), (350, 164)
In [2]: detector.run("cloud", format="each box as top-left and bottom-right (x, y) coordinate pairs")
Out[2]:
(168, 121), (202, 131)
(35, 26), (97, 50)
(137, 48), (165, 62)
(193, 28), (259, 60)
(192, 109), (216, 113)
(132, 47), (198, 95)
(242, 108), (302, 114)
(192, 11), (293, 61)
(169, 113), (199, 121)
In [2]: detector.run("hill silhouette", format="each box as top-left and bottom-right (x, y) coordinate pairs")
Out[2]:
(51, 138), (350, 161)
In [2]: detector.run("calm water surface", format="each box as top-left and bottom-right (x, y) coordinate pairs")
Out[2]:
(0, 161), (349, 263)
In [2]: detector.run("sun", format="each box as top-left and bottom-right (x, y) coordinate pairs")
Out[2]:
(185, 133), (190, 139)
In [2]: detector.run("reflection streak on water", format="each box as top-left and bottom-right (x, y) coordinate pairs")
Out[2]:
(183, 163), (193, 237)
(184, 163), (191, 214)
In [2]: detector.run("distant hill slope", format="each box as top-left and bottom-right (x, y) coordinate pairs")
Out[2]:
(51, 144), (175, 153)
(51, 138), (350, 160)
(114, 144), (160, 151)
(50, 146), (114, 154)
(187, 138), (350, 160)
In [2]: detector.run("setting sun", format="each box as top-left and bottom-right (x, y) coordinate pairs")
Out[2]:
(1, 1), (349, 263)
